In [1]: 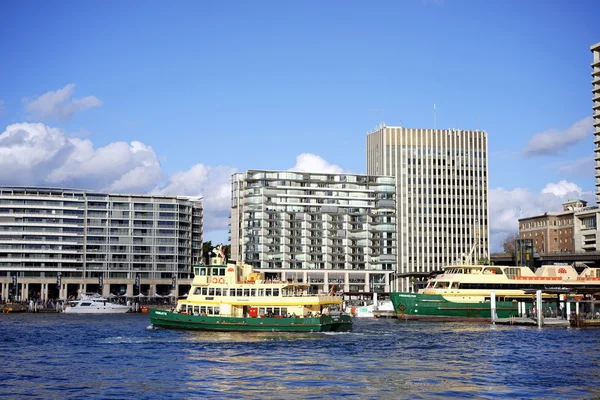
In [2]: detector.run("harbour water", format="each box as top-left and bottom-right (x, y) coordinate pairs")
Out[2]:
(1, 314), (599, 399)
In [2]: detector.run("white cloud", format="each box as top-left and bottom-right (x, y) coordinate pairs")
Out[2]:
(288, 153), (346, 174)
(24, 84), (102, 121)
(152, 164), (237, 232)
(554, 157), (594, 177)
(523, 116), (594, 157)
(0, 122), (162, 193)
(489, 181), (595, 252)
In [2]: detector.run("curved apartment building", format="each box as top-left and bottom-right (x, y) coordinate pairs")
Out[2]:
(0, 187), (202, 301)
(230, 170), (396, 294)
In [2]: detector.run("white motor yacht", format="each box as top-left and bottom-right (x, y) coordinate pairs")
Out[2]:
(63, 293), (131, 314)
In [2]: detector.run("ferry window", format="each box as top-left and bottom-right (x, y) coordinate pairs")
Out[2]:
(187, 305), (193, 313)
(194, 287), (201, 295)
(273, 289), (279, 296)
(223, 289), (229, 296)
(212, 268), (219, 276)
(200, 306), (206, 314)
(201, 288), (207, 295)
(266, 289), (272, 296)
(436, 282), (449, 288)
(266, 307), (273, 315)
(281, 307), (287, 316)
(193, 306), (199, 315)
(81, 302), (92, 306)
(208, 307), (213, 315)
(258, 289), (264, 296)
(194, 267), (200, 276)
(596, 270), (600, 278)
(259, 307), (265, 316)
(208, 288), (215, 296)
(244, 289), (250, 296)
(251, 289), (256, 296)
(215, 288), (222, 296)
(200, 268), (206, 276)
(220, 269), (226, 276)
(273, 308), (280, 316)
(236, 288), (243, 297)
(214, 306), (220, 315)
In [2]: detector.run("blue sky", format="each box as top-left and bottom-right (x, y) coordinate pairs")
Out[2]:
(0, 0), (598, 250)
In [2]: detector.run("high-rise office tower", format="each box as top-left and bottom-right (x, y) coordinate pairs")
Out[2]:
(230, 170), (396, 294)
(592, 42), (600, 201)
(366, 124), (489, 291)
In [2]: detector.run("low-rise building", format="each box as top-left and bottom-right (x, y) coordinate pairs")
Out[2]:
(518, 199), (588, 255)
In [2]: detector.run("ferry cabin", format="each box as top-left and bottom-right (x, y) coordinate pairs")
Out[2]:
(421, 264), (600, 301)
(176, 263), (342, 318)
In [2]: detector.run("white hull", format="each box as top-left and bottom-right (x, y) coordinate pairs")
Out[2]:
(64, 306), (131, 314)
(63, 293), (131, 314)
(352, 301), (394, 318)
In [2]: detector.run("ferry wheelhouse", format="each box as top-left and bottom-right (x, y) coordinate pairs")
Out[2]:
(149, 254), (352, 332)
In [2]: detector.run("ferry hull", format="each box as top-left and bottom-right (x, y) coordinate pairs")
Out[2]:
(390, 292), (518, 322)
(149, 309), (353, 332)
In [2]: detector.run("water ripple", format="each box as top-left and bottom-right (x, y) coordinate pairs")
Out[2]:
(1, 314), (600, 398)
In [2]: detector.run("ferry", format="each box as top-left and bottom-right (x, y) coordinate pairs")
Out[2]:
(390, 256), (600, 322)
(149, 252), (352, 332)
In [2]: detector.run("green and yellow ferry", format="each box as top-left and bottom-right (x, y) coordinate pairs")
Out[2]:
(149, 254), (352, 332)
(390, 262), (600, 322)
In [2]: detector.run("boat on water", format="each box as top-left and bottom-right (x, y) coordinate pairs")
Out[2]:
(350, 293), (395, 318)
(390, 252), (600, 322)
(150, 252), (352, 332)
(63, 293), (131, 314)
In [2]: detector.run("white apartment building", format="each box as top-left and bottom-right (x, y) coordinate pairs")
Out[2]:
(0, 187), (203, 301)
(592, 42), (600, 201)
(366, 124), (490, 291)
(230, 170), (396, 294)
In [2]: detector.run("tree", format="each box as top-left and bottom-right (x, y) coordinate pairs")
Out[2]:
(502, 231), (520, 254)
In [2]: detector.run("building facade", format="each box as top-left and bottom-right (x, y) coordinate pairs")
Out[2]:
(230, 170), (396, 294)
(366, 125), (489, 291)
(518, 200), (588, 255)
(592, 42), (600, 201)
(0, 187), (203, 302)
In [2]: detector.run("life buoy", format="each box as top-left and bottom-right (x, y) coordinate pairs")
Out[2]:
(212, 277), (218, 284)
(219, 278), (225, 284)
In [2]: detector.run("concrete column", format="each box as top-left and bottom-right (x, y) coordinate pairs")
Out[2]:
(344, 272), (349, 292)
(576, 301), (580, 318)
(566, 301), (572, 321)
(490, 291), (497, 323)
(126, 283), (133, 297)
(536, 290), (543, 328)
(42, 283), (47, 301)
(2, 283), (7, 301)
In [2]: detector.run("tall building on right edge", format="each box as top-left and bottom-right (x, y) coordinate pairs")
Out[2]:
(367, 124), (490, 292)
(592, 42), (600, 202)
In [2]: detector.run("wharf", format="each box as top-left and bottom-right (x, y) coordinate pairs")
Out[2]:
(373, 310), (396, 318)
(494, 317), (569, 327)
(0, 303), (27, 313)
